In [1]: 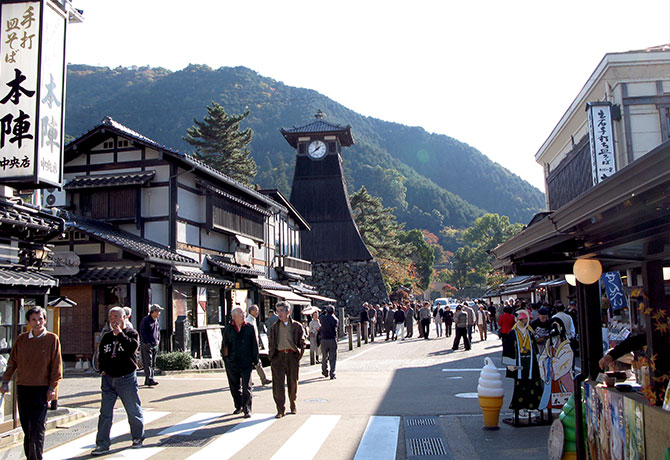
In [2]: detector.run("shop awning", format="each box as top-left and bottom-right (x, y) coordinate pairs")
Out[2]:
(235, 235), (257, 247)
(58, 264), (144, 286)
(172, 267), (232, 286)
(206, 255), (264, 277)
(250, 278), (291, 291)
(500, 281), (537, 295)
(305, 293), (337, 303)
(537, 278), (567, 288)
(261, 289), (311, 304)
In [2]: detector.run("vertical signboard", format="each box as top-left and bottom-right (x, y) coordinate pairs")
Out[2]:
(587, 101), (617, 185)
(0, 0), (67, 187)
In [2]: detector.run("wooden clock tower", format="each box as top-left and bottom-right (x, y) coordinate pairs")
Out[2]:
(281, 111), (371, 263)
(281, 111), (388, 311)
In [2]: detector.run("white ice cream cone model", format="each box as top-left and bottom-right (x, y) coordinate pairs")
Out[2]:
(478, 357), (504, 430)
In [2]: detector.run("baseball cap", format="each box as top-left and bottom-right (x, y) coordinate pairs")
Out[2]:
(150, 304), (164, 313)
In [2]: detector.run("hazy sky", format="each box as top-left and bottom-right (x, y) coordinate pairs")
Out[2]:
(66, 1), (670, 190)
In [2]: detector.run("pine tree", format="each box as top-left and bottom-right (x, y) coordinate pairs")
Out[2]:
(183, 101), (257, 185)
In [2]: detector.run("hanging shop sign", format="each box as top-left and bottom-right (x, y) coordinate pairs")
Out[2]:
(601, 271), (628, 312)
(586, 102), (617, 186)
(0, 0), (68, 188)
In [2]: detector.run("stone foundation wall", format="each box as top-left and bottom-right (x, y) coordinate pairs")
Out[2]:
(308, 260), (389, 314)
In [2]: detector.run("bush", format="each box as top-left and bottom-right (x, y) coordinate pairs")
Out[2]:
(156, 352), (192, 371)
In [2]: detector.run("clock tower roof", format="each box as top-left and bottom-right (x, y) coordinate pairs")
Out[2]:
(280, 111), (354, 148)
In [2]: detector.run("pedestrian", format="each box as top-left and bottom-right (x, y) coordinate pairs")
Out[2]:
(267, 301), (305, 418)
(418, 303), (431, 339)
(393, 305), (406, 341)
(463, 303), (476, 342)
(308, 311), (321, 365)
(433, 304), (443, 337)
(367, 304), (376, 341)
(1, 306), (62, 460)
(498, 305), (516, 338)
(246, 305), (271, 385)
(320, 306), (339, 379)
(451, 306), (471, 351)
(552, 303), (576, 341)
(443, 306), (454, 337)
(405, 303), (414, 338)
(530, 307), (551, 354)
(265, 309), (279, 332)
(92, 307), (144, 455)
(139, 304), (162, 387)
(487, 302), (498, 332)
(223, 307), (259, 418)
(359, 303), (369, 343)
(477, 305), (488, 341)
(385, 306), (396, 341)
(123, 307), (134, 329)
(375, 304), (383, 336)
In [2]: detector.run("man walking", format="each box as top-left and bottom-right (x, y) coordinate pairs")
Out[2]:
(359, 303), (369, 343)
(223, 307), (259, 418)
(92, 307), (144, 455)
(1, 306), (61, 460)
(463, 303), (476, 342)
(139, 304), (162, 386)
(418, 302), (431, 339)
(246, 305), (271, 385)
(385, 306), (395, 341)
(265, 309), (279, 332)
(374, 305), (383, 336)
(405, 303), (414, 338)
(268, 301), (305, 418)
(451, 306), (471, 351)
(367, 304), (376, 342)
(320, 306), (339, 379)
(393, 305), (406, 341)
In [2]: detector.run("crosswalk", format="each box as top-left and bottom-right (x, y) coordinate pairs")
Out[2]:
(41, 411), (404, 460)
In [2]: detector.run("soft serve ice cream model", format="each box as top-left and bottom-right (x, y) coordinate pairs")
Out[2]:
(478, 357), (504, 429)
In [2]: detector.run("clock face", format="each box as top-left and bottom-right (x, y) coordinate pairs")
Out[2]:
(307, 140), (327, 159)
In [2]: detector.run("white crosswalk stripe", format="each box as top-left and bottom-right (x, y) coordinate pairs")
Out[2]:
(269, 414), (340, 460)
(42, 411), (405, 460)
(184, 413), (276, 460)
(43, 411), (169, 460)
(353, 415), (401, 460)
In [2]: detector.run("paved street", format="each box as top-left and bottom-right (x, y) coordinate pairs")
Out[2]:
(0, 328), (550, 459)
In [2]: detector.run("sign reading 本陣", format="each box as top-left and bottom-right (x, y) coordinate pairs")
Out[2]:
(0, 1), (67, 187)
(586, 101), (617, 186)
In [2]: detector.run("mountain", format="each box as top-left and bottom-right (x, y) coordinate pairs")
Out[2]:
(64, 64), (545, 244)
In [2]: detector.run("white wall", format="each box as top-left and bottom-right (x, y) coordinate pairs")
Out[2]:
(144, 221), (169, 246)
(142, 186), (170, 217)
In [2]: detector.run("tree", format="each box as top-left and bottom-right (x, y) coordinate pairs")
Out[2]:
(397, 229), (435, 290)
(183, 101), (257, 185)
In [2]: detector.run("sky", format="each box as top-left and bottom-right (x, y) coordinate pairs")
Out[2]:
(65, 0), (670, 190)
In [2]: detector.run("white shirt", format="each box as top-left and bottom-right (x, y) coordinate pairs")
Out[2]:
(245, 314), (260, 340)
(29, 329), (47, 339)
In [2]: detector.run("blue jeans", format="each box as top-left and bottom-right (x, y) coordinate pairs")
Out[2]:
(96, 371), (144, 449)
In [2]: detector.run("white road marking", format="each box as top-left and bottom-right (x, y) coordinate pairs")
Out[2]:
(269, 414), (340, 460)
(104, 447), (164, 459)
(43, 411), (169, 460)
(442, 368), (506, 372)
(353, 416), (400, 460)
(185, 413), (276, 460)
(157, 412), (224, 436)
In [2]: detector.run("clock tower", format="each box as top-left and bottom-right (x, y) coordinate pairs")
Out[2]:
(281, 111), (388, 311)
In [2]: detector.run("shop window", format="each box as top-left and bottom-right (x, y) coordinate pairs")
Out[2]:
(79, 188), (137, 219)
(207, 288), (223, 325)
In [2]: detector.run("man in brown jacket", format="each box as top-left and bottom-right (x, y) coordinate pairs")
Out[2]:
(2, 306), (62, 460)
(267, 301), (305, 418)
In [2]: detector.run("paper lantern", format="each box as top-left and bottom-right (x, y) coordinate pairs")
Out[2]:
(565, 274), (577, 286)
(573, 259), (602, 285)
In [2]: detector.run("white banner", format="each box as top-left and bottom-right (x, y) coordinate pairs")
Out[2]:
(587, 102), (617, 185)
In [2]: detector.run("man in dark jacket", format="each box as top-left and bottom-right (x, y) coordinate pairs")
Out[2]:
(92, 307), (144, 455)
(139, 304), (162, 386)
(359, 303), (369, 343)
(319, 306), (339, 380)
(267, 301), (305, 418)
(451, 306), (471, 351)
(222, 307), (259, 418)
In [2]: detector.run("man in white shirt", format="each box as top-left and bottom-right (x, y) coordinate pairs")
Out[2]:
(552, 302), (576, 339)
(246, 305), (271, 385)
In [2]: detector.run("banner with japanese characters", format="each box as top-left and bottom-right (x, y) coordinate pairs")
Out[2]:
(587, 102), (617, 186)
(601, 271), (628, 312)
(0, 0), (67, 187)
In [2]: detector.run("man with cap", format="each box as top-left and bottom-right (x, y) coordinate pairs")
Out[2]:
(531, 307), (552, 354)
(139, 304), (162, 386)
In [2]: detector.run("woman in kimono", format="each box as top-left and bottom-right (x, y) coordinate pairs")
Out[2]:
(538, 317), (575, 410)
(502, 309), (544, 410)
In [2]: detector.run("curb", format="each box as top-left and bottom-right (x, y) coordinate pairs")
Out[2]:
(0, 407), (90, 449)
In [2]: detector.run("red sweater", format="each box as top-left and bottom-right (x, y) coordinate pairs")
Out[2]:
(2, 331), (62, 389)
(498, 313), (516, 335)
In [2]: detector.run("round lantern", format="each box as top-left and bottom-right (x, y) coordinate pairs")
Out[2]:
(573, 259), (602, 285)
(564, 274), (577, 286)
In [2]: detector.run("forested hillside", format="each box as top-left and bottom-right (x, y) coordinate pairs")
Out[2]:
(65, 64), (545, 244)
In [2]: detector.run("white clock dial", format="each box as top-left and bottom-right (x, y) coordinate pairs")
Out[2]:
(307, 140), (327, 159)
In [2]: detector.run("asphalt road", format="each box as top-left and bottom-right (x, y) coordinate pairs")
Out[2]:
(0, 326), (551, 459)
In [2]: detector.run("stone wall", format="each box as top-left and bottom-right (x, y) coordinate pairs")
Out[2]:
(308, 260), (389, 314)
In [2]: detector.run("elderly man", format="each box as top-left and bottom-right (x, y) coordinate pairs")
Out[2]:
(223, 307), (259, 418)
(139, 304), (162, 386)
(92, 307), (144, 455)
(1, 306), (62, 460)
(319, 306), (339, 379)
(246, 305), (271, 385)
(267, 301), (305, 418)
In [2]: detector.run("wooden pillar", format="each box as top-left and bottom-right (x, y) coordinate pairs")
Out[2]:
(577, 281), (602, 380)
(642, 260), (669, 396)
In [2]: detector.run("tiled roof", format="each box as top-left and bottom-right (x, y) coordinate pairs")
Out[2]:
(173, 267), (232, 286)
(248, 277), (291, 291)
(65, 171), (155, 190)
(67, 218), (198, 266)
(290, 283), (319, 295)
(0, 199), (64, 235)
(206, 255), (264, 277)
(58, 264), (144, 286)
(0, 266), (58, 288)
(280, 114), (354, 148)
